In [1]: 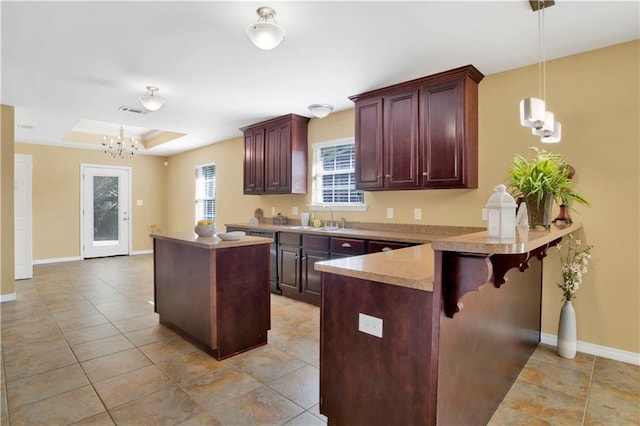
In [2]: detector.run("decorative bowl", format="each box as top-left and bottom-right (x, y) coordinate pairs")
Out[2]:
(216, 231), (245, 241)
(195, 224), (216, 237)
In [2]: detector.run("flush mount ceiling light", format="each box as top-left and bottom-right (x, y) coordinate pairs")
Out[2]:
(519, 0), (561, 143)
(246, 6), (286, 50)
(139, 86), (165, 111)
(308, 104), (334, 119)
(102, 125), (138, 159)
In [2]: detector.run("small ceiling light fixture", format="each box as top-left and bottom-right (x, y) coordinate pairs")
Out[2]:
(102, 125), (138, 159)
(308, 104), (334, 119)
(519, 0), (561, 143)
(139, 86), (165, 111)
(246, 6), (286, 50)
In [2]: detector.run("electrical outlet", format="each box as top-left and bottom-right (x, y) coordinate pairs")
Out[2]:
(292, 206), (299, 215)
(137, 200), (143, 206)
(271, 207), (276, 216)
(414, 208), (421, 220)
(358, 313), (383, 338)
(386, 207), (394, 219)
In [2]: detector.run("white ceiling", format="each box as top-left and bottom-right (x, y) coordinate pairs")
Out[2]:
(2, 1), (638, 156)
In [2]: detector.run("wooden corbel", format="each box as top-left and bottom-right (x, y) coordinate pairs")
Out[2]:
(441, 252), (493, 318)
(490, 237), (562, 287)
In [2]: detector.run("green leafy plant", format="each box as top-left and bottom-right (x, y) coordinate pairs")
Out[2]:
(507, 147), (589, 208)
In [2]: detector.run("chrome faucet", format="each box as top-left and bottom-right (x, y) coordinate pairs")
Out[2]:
(322, 205), (334, 227)
(338, 217), (346, 229)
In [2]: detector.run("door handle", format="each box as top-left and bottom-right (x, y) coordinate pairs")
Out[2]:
(123, 218), (128, 221)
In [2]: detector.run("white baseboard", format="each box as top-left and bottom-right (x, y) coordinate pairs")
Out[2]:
(0, 293), (17, 303)
(130, 250), (153, 255)
(33, 256), (82, 265)
(541, 332), (640, 366)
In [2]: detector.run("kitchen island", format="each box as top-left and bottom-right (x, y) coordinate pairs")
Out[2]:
(151, 232), (272, 360)
(316, 223), (582, 425)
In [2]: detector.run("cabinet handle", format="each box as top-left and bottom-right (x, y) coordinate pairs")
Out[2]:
(422, 172), (429, 176)
(385, 174), (391, 178)
(382, 247), (392, 252)
(377, 175), (383, 178)
(342, 243), (352, 248)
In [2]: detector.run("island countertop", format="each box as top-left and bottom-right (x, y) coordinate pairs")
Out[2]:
(315, 223), (582, 292)
(151, 232), (272, 249)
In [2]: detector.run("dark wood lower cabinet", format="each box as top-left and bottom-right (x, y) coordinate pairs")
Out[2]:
(279, 233), (328, 306)
(320, 253), (542, 425)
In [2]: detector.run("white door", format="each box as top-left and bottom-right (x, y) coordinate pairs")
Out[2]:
(15, 154), (33, 279)
(82, 165), (131, 258)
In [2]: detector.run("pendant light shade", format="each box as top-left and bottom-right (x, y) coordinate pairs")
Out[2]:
(532, 111), (554, 136)
(139, 86), (165, 111)
(519, 97), (546, 128)
(246, 7), (286, 50)
(308, 104), (334, 118)
(541, 121), (562, 143)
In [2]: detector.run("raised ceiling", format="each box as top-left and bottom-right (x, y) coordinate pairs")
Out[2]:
(2, 1), (638, 156)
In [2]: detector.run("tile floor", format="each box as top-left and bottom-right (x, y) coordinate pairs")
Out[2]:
(1, 254), (638, 425)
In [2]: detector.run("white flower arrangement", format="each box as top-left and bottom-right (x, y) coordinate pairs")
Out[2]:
(556, 234), (593, 301)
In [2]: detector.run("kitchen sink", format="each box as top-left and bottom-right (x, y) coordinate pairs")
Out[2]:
(290, 226), (341, 232)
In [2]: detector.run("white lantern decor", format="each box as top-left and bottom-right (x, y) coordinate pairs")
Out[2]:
(484, 184), (517, 239)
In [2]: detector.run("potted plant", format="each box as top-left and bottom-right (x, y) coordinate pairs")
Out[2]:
(507, 147), (589, 228)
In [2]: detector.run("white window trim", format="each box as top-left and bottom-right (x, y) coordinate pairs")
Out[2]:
(309, 137), (368, 212)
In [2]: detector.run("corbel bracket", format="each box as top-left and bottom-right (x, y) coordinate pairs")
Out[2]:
(442, 252), (493, 318)
(490, 237), (562, 287)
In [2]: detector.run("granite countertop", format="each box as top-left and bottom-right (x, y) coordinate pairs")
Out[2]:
(151, 232), (273, 250)
(225, 222), (480, 244)
(315, 244), (435, 292)
(314, 223), (583, 293)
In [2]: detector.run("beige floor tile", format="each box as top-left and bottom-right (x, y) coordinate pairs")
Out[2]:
(489, 404), (552, 425)
(232, 347), (307, 383)
(7, 364), (88, 410)
(208, 385), (303, 426)
(125, 324), (177, 347)
(56, 312), (110, 332)
(184, 367), (263, 411)
(308, 404), (327, 422)
(69, 411), (115, 425)
(2, 334), (69, 362)
(501, 380), (585, 425)
(519, 358), (591, 400)
(9, 385), (105, 426)
(584, 374), (640, 425)
(81, 348), (152, 383)
(156, 349), (231, 387)
(139, 335), (199, 363)
(284, 411), (327, 426)
(109, 384), (215, 425)
(71, 334), (135, 362)
(4, 345), (77, 383)
(93, 364), (172, 409)
(593, 356), (640, 388)
(63, 322), (121, 346)
(529, 343), (595, 374)
(268, 365), (319, 410)
(270, 333), (319, 363)
(112, 312), (160, 333)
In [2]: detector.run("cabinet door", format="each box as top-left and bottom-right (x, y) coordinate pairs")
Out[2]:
(243, 129), (264, 194)
(265, 121), (292, 194)
(384, 90), (420, 189)
(302, 249), (329, 299)
(420, 78), (467, 188)
(279, 244), (300, 292)
(354, 98), (384, 190)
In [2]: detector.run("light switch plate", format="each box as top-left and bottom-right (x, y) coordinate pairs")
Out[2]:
(386, 207), (394, 219)
(271, 207), (276, 216)
(137, 200), (143, 206)
(414, 208), (422, 220)
(358, 313), (383, 338)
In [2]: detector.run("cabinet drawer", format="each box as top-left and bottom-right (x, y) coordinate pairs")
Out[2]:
(331, 238), (365, 255)
(368, 241), (409, 253)
(303, 235), (330, 251)
(280, 232), (302, 246)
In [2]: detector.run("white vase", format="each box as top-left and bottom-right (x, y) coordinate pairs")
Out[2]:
(557, 300), (577, 359)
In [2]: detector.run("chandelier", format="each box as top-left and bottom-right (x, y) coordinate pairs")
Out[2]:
(102, 125), (138, 158)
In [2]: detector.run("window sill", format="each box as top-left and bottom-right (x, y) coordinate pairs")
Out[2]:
(307, 204), (368, 212)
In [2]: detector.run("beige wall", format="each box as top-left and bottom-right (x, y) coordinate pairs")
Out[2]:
(13, 143), (168, 260)
(1, 105), (16, 296)
(166, 41), (639, 353)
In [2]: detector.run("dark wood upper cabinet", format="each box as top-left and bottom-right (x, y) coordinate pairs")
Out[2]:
(350, 65), (484, 191)
(241, 114), (310, 195)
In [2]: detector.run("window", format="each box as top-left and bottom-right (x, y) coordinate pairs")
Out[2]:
(312, 138), (365, 210)
(195, 163), (216, 223)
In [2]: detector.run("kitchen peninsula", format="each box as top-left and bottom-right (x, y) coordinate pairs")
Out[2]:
(151, 232), (272, 360)
(316, 223), (582, 425)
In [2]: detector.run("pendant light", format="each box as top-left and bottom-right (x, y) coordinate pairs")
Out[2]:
(139, 86), (165, 111)
(519, 0), (561, 143)
(246, 7), (286, 50)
